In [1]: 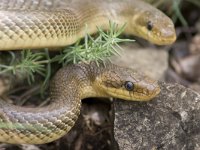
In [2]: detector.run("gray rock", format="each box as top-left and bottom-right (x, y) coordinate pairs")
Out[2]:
(111, 44), (168, 80)
(114, 82), (200, 150)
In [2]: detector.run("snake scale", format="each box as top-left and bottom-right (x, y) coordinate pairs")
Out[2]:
(0, 0), (176, 144)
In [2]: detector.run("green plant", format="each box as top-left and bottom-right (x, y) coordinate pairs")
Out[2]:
(53, 22), (133, 65)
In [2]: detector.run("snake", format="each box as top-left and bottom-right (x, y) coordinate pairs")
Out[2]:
(0, 0), (175, 144)
(0, 0), (176, 50)
(0, 62), (161, 144)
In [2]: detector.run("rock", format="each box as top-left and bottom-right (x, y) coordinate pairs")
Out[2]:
(114, 82), (200, 150)
(111, 44), (168, 80)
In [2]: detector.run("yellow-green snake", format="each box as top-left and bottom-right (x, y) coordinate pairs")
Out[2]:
(0, 0), (175, 144)
(0, 0), (176, 50)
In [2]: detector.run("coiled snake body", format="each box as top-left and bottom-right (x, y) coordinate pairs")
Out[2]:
(0, 0), (175, 144)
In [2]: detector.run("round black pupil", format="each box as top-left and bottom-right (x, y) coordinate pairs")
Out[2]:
(125, 81), (134, 91)
(147, 21), (153, 31)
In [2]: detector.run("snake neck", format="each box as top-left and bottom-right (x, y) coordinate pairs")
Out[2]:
(72, 1), (136, 38)
(73, 0), (155, 40)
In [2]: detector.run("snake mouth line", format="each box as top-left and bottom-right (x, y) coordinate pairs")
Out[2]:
(159, 36), (176, 45)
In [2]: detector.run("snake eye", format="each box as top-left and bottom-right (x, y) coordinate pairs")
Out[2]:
(124, 81), (134, 91)
(147, 21), (153, 31)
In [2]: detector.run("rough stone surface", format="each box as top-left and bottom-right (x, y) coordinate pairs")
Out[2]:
(111, 44), (168, 80)
(114, 82), (200, 150)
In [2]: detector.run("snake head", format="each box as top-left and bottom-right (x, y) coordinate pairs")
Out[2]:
(94, 65), (160, 101)
(125, 8), (176, 45)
